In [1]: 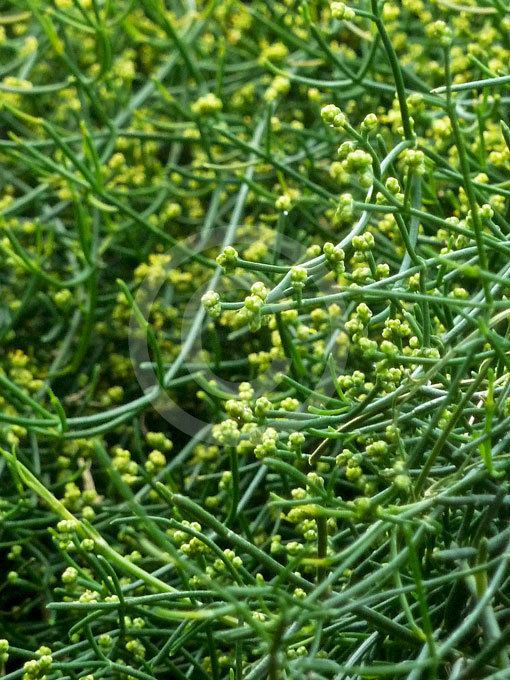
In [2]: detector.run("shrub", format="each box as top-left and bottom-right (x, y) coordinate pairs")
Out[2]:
(1, 1), (510, 678)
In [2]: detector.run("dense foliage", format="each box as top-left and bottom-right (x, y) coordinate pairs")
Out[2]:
(1, 0), (510, 678)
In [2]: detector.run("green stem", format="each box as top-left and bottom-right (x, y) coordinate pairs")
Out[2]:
(444, 47), (493, 306)
(370, 0), (413, 141)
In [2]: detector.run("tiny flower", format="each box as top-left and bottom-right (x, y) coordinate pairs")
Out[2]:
(331, 2), (355, 21)
(216, 245), (238, 269)
(426, 20), (452, 46)
(361, 113), (378, 132)
(191, 93), (223, 116)
(201, 290), (221, 317)
(290, 266), (307, 290)
(321, 103), (341, 124)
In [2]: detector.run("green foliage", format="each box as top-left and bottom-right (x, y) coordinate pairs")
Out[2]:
(0, 0), (510, 678)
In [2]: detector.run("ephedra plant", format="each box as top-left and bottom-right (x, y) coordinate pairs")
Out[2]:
(0, 0), (510, 678)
